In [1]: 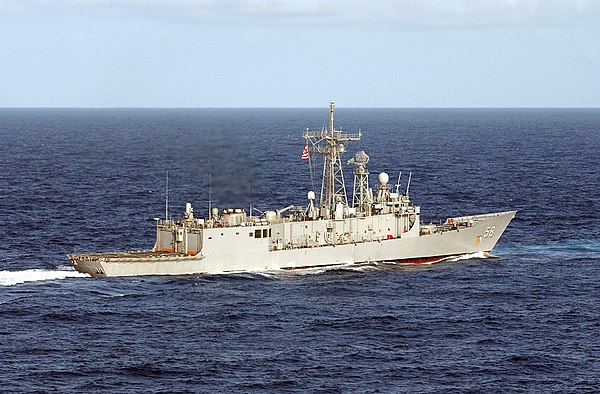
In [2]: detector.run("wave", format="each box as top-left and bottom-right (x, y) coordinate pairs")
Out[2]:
(500, 239), (600, 259)
(444, 251), (493, 262)
(0, 269), (89, 286)
(252, 253), (496, 278)
(223, 271), (279, 280)
(286, 252), (494, 274)
(276, 262), (381, 277)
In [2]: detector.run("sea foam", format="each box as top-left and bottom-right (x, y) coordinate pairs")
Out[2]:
(0, 269), (89, 286)
(445, 251), (492, 262)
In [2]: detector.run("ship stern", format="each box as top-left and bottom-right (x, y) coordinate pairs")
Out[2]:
(68, 254), (107, 277)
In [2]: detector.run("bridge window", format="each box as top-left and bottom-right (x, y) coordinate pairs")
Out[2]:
(255, 229), (262, 238)
(263, 229), (268, 238)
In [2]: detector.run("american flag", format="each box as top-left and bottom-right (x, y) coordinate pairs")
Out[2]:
(301, 144), (309, 161)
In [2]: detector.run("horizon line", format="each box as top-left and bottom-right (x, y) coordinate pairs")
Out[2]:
(2, 106), (599, 110)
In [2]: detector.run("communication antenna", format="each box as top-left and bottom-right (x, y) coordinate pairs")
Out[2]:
(394, 172), (402, 194)
(249, 174), (253, 218)
(208, 172), (212, 220)
(165, 171), (169, 221)
(405, 172), (412, 198)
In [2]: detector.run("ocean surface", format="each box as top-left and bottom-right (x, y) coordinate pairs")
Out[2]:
(1, 107), (599, 392)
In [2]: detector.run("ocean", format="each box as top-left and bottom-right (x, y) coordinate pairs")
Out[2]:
(1, 108), (599, 392)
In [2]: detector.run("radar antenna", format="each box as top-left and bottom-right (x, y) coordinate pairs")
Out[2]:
(348, 150), (372, 215)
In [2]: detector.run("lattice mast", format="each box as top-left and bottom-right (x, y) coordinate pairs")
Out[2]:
(303, 101), (361, 219)
(348, 151), (372, 215)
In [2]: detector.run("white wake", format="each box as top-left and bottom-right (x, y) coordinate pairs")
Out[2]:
(277, 262), (378, 276)
(444, 251), (492, 262)
(0, 269), (89, 286)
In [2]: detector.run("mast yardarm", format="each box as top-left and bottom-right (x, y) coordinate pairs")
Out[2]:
(303, 101), (361, 219)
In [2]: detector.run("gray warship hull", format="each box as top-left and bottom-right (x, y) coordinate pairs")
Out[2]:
(69, 211), (515, 277)
(69, 102), (516, 278)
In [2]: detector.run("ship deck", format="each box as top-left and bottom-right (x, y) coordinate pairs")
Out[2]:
(71, 250), (190, 259)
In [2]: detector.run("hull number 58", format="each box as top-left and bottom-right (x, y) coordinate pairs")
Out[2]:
(484, 226), (496, 238)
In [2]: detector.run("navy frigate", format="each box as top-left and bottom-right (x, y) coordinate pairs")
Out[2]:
(69, 102), (516, 277)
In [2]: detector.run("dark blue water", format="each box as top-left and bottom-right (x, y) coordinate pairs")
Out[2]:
(1, 108), (599, 392)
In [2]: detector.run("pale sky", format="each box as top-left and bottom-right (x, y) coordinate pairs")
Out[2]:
(1, 0), (599, 107)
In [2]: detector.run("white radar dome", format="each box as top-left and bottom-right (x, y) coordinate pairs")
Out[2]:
(307, 191), (316, 200)
(265, 211), (277, 222)
(378, 172), (389, 185)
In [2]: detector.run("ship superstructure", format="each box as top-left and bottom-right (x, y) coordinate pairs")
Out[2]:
(69, 102), (515, 277)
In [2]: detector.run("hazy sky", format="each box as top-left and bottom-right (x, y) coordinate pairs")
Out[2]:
(1, 0), (599, 107)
